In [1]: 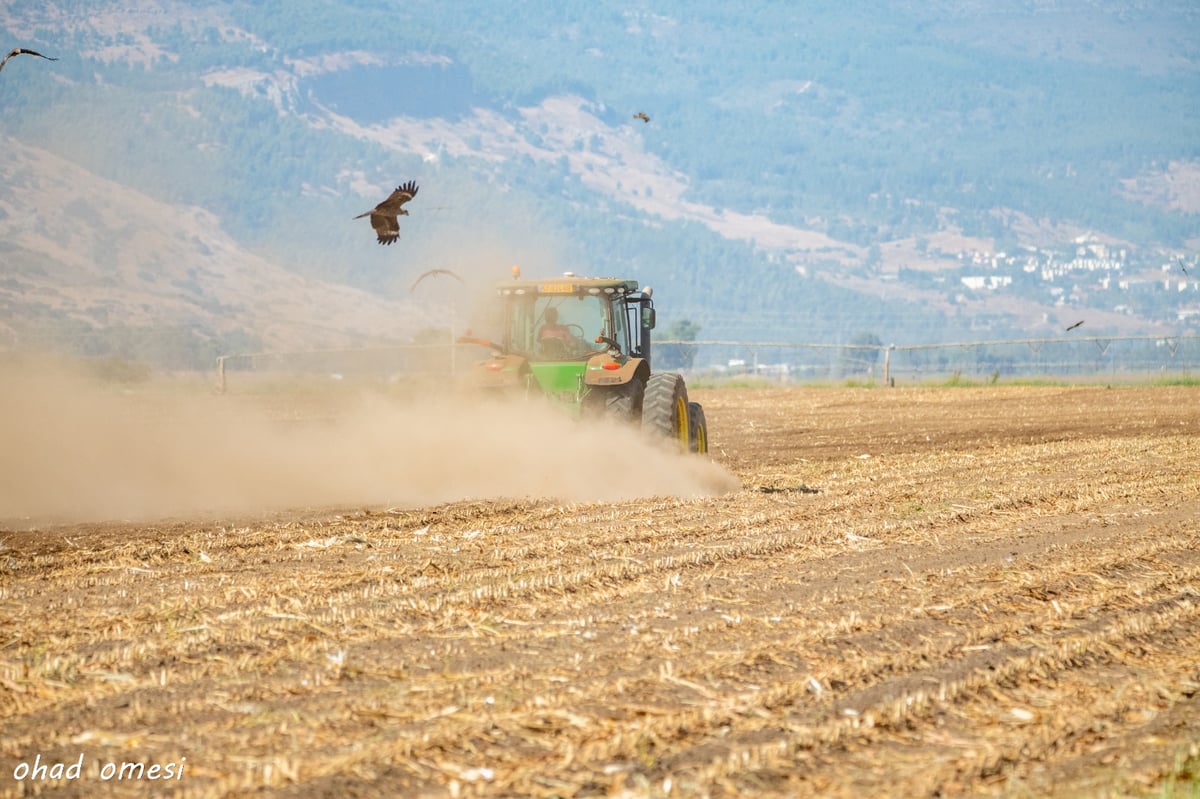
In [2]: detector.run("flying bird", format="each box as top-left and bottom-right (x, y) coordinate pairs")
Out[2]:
(633, 112), (650, 123)
(0, 48), (58, 72)
(410, 268), (465, 292)
(1065, 320), (1084, 332)
(354, 180), (419, 245)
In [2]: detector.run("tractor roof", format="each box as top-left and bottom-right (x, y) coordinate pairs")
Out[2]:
(497, 274), (641, 297)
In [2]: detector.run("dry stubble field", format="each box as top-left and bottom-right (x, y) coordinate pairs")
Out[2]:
(2, 384), (1200, 798)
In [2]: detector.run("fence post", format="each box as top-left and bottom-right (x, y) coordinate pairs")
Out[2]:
(883, 345), (894, 387)
(216, 355), (226, 394)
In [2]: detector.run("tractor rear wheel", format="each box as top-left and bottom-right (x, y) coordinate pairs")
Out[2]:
(643, 373), (690, 450)
(582, 376), (645, 424)
(687, 401), (708, 453)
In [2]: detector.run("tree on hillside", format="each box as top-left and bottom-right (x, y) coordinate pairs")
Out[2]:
(840, 331), (883, 377)
(657, 318), (702, 370)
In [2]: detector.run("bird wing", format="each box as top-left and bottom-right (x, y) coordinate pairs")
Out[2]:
(1, 48), (58, 71)
(370, 213), (400, 246)
(410, 268), (465, 292)
(374, 180), (419, 214)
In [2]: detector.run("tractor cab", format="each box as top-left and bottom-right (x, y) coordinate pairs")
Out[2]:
(461, 271), (655, 414)
(497, 273), (655, 365)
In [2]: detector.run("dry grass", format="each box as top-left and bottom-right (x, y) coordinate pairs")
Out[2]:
(2, 384), (1199, 797)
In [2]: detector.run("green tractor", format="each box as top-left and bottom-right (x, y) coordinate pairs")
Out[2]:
(459, 270), (708, 453)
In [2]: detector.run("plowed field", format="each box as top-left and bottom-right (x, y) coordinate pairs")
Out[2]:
(3, 384), (1199, 798)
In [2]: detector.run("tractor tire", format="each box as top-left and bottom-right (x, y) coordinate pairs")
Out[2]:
(642, 372), (690, 450)
(582, 376), (645, 424)
(687, 401), (708, 454)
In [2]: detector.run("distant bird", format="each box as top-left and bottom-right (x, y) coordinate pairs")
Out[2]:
(1065, 320), (1084, 332)
(633, 112), (650, 123)
(410, 268), (464, 292)
(0, 48), (58, 72)
(354, 180), (419, 245)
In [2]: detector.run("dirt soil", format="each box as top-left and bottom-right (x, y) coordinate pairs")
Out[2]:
(2, 384), (1199, 798)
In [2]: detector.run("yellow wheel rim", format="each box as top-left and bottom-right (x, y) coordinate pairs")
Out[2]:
(675, 397), (689, 447)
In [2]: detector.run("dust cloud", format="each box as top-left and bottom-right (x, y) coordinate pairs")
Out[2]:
(0, 361), (739, 527)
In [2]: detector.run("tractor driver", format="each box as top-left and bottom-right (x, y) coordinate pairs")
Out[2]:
(538, 307), (573, 343)
(537, 306), (577, 357)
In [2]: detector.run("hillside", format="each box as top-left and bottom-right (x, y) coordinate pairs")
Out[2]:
(1, 0), (1197, 366)
(0, 137), (434, 362)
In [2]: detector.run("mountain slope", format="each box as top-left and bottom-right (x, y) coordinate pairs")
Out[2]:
(1, 0), (1197, 365)
(0, 136), (433, 361)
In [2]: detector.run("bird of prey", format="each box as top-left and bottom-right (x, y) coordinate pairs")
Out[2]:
(410, 268), (464, 292)
(1065, 320), (1084, 331)
(0, 48), (58, 72)
(354, 180), (419, 245)
(633, 112), (650, 123)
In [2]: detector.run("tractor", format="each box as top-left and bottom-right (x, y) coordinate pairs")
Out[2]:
(459, 269), (708, 453)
